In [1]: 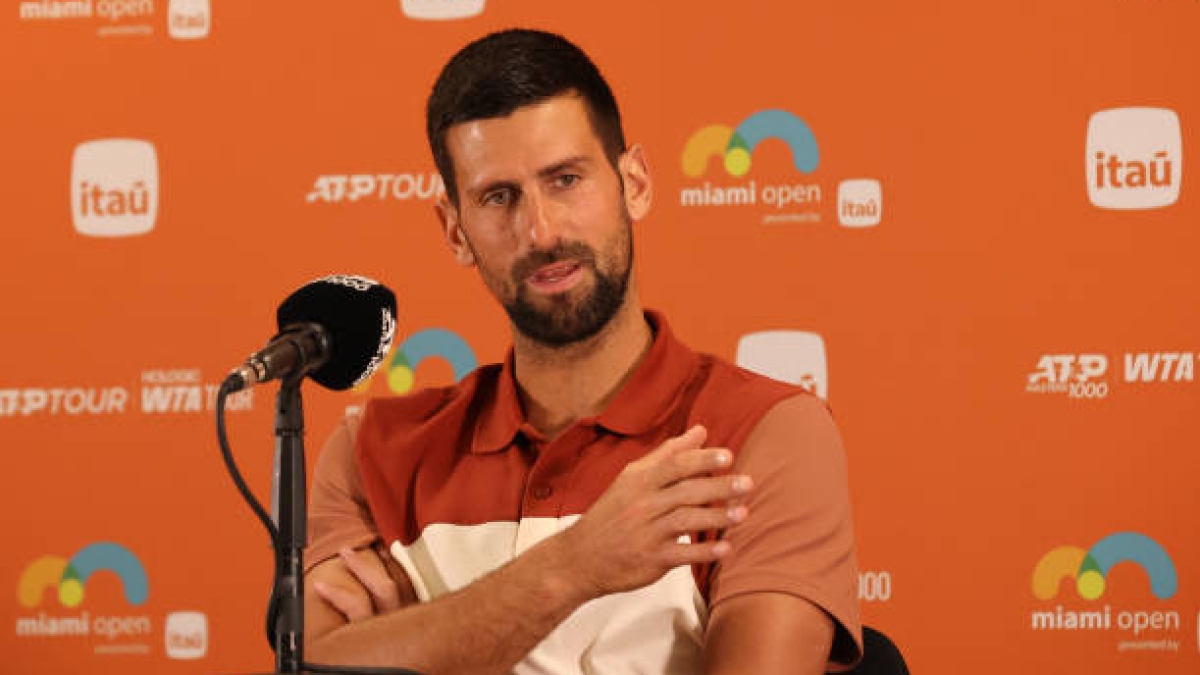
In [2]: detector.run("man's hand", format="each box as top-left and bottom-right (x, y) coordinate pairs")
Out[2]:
(312, 547), (404, 623)
(556, 425), (753, 597)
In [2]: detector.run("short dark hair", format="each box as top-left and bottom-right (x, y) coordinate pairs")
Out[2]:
(426, 29), (627, 205)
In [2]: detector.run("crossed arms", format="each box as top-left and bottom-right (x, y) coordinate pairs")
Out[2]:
(304, 395), (857, 674)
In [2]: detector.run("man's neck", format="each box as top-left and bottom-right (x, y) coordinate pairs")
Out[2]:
(511, 295), (652, 440)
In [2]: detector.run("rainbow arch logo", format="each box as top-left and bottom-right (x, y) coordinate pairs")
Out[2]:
(386, 328), (477, 394)
(681, 109), (819, 179)
(1032, 532), (1177, 601)
(17, 542), (149, 609)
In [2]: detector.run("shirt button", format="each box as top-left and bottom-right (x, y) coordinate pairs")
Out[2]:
(532, 485), (553, 499)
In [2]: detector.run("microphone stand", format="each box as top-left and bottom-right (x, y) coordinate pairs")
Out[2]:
(271, 375), (306, 673)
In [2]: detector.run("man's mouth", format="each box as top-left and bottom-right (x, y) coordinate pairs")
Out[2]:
(527, 261), (583, 293)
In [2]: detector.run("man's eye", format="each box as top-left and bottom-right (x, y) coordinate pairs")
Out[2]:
(482, 189), (513, 206)
(555, 174), (580, 189)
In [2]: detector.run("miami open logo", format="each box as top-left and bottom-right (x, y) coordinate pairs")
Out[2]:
(1032, 532), (1177, 602)
(354, 328), (477, 395)
(19, 542), (148, 610)
(678, 109), (879, 227)
(1028, 532), (1182, 652)
(16, 542), (153, 646)
(681, 109), (819, 180)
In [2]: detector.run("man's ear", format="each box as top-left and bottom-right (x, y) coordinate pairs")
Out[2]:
(435, 195), (475, 267)
(619, 144), (653, 221)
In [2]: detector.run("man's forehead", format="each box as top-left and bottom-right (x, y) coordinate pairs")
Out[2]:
(446, 94), (604, 186)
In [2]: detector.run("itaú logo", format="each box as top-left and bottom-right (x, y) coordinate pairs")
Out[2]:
(1086, 108), (1182, 210)
(735, 331), (828, 400)
(71, 139), (159, 237)
(168, 0), (210, 39)
(400, 0), (484, 20)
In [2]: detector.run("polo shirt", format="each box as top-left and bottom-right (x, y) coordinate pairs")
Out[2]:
(307, 311), (862, 672)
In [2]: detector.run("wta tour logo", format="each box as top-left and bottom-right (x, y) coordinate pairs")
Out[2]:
(15, 542), (155, 650)
(1029, 532), (1182, 653)
(680, 109), (880, 227)
(354, 328), (477, 395)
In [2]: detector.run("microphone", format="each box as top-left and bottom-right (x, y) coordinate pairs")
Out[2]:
(225, 274), (397, 392)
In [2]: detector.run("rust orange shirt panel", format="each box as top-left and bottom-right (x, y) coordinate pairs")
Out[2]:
(305, 311), (862, 669)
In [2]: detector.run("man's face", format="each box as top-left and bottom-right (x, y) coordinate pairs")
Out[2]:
(438, 94), (649, 346)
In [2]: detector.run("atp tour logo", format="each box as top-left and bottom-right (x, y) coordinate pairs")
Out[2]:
(1086, 107), (1182, 210)
(400, 0), (484, 20)
(735, 331), (828, 400)
(679, 109), (881, 227)
(1025, 351), (1196, 401)
(1029, 532), (1182, 652)
(15, 542), (155, 645)
(71, 139), (158, 237)
(307, 172), (445, 204)
(1026, 354), (1109, 399)
(354, 328), (477, 395)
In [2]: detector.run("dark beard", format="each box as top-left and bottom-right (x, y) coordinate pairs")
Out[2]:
(504, 237), (632, 347)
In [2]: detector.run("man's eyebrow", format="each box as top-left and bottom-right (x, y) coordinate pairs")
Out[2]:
(468, 178), (520, 200)
(467, 156), (595, 200)
(537, 155), (592, 179)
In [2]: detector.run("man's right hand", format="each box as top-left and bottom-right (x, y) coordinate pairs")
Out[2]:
(554, 425), (754, 598)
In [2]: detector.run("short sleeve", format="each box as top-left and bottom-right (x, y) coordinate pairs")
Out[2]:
(708, 393), (863, 668)
(304, 410), (380, 572)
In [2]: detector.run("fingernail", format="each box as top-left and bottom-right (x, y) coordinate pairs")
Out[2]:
(733, 476), (753, 492)
(727, 506), (747, 522)
(714, 450), (732, 466)
(713, 541), (731, 557)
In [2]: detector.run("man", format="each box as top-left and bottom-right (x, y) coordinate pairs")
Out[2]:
(303, 29), (861, 674)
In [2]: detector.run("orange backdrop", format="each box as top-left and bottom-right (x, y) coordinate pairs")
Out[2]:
(2, 0), (1198, 672)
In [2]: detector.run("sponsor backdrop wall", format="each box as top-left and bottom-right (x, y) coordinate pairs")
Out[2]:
(2, 0), (1197, 672)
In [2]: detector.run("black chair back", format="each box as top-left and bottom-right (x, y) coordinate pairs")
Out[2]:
(842, 625), (908, 675)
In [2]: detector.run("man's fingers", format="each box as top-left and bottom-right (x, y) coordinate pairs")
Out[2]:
(642, 425), (707, 463)
(312, 580), (373, 622)
(338, 548), (402, 613)
(660, 504), (750, 535)
(659, 539), (733, 568)
(647, 445), (736, 491)
(656, 474), (753, 514)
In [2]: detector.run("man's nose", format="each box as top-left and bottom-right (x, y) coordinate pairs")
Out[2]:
(522, 189), (564, 248)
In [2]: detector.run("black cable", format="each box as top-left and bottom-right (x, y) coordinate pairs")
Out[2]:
(216, 377), (282, 648)
(217, 378), (421, 675)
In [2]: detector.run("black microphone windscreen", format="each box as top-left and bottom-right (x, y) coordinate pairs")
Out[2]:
(275, 274), (397, 390)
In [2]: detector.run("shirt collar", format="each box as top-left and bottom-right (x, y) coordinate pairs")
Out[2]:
(469, 310), (699, 454)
